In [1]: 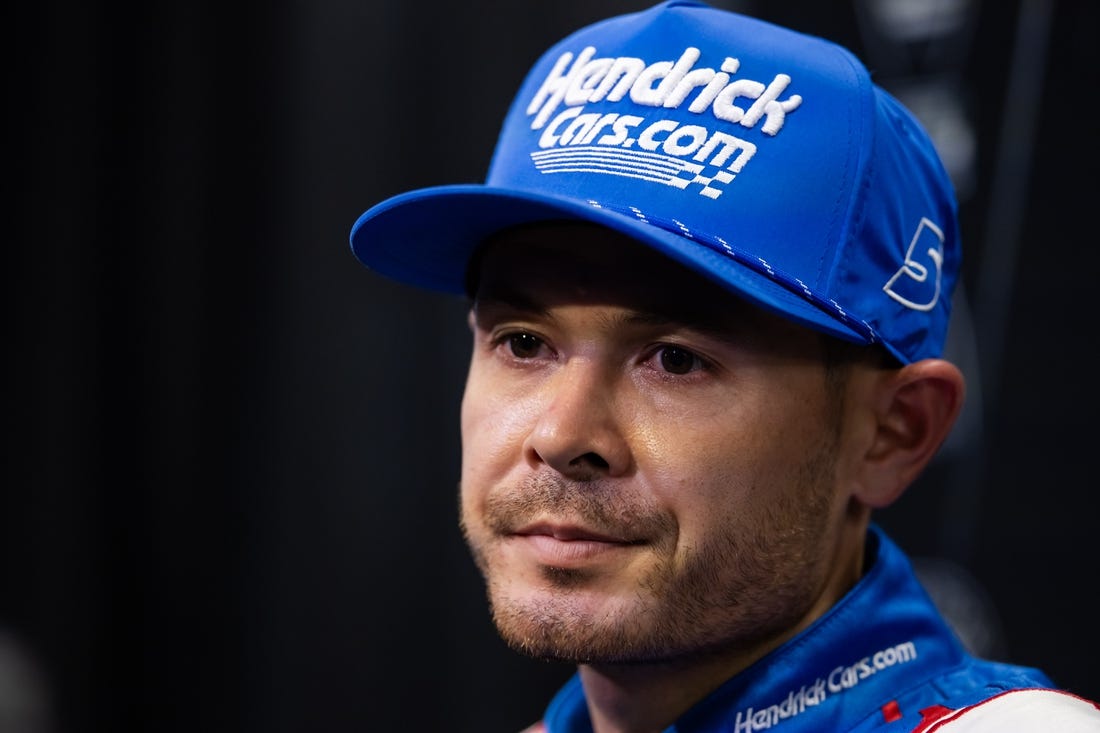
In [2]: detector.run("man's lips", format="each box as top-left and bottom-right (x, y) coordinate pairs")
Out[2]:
(508, 522), (641, 566)
(513, 522), (633, 543)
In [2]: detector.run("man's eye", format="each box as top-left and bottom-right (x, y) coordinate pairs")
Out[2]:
(657, 345), (703, 375)
(506, 332), (544, 359)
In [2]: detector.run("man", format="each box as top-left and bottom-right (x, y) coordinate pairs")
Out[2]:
(348, 1), (1100, 731)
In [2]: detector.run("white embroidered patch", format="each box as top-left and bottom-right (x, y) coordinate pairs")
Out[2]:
(527, 46), (802, 134)
(523, 45), (799, 199)
(529, 111), (758, 198)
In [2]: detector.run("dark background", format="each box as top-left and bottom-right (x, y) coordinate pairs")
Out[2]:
(5, 0), (1098, 731)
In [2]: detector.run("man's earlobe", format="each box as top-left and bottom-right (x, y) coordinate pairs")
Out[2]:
(856, 359), (966, 508)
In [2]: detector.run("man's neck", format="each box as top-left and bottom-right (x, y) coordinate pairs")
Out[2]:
(577, 653), (750, 733)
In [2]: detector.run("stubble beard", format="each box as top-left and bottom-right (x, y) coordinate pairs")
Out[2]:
(460, 448), (837, 667)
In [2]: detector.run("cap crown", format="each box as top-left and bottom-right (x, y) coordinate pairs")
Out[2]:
(350, 0), (960, 363)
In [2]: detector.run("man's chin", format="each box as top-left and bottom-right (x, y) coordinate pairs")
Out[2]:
(494, 622), (622, 664)
(487, 591), (649, 664)
(492, 617), (682, 666)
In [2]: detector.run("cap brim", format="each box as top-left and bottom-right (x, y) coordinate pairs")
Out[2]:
(350, 184), (869, 346)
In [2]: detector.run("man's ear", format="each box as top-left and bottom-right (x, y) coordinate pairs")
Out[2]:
(853, 359), (966, 509)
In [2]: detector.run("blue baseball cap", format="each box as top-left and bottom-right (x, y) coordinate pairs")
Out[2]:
(349, 0), (960, 364)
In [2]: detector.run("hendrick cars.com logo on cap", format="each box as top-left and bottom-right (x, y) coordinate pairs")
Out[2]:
(524, 46), (803, 199)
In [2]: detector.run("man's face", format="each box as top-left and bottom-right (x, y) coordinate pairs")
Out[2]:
(459, 222), (858, 666)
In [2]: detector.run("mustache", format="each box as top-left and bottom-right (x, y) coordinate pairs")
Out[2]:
(481, 473), (675, 541)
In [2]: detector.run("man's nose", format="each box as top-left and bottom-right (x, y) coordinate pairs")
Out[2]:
(522, 360), (632, 480)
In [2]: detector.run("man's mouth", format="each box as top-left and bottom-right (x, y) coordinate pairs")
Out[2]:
(514, 522), (634, 543)
(508, 522), (641, 566)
